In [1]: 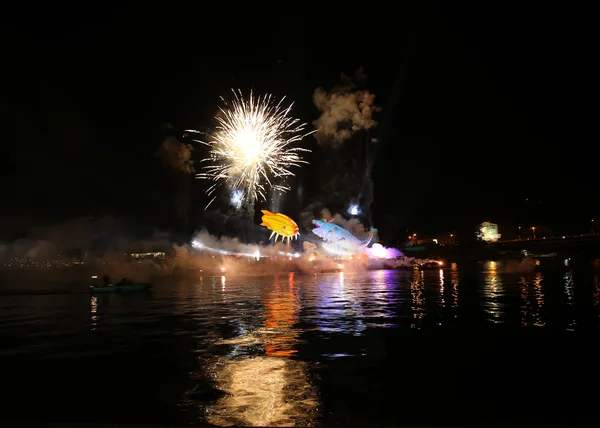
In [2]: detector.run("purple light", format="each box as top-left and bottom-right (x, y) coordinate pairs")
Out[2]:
(367, 243), (404, 259)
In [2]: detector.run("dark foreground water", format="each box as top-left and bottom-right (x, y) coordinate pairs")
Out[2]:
(2, 260), (600, 427)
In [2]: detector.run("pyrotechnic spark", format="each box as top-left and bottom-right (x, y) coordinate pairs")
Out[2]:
(190, 240), (299, 259)
(347, 204), (361, 216)
(187, 90), (312, 208)
(230, 189), (243, 209)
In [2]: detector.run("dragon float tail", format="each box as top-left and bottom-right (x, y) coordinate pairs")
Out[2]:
(360, 233), (374, 247)
(260, 210), (273, 227)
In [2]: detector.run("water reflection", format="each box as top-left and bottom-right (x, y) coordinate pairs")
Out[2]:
(520, 272), (545, 327)
(483, 261), (503, 322)
(564, 270), (575, 331)
(450, 263), (459, 311)
(366, 270), (399, 328)
(6, 267), (600, 425)
(593, 276), (600, 308)
(204, 272), (318, 427)
(204, 356), (318, 427)
(263, 273), (300, 357)
(439, 268), (445, 307)
(315, 272), (366, 335)
(90, 296), (98, 331)
(410, 267), (424, 328)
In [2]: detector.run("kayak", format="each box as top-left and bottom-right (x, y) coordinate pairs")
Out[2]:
(89, 283), (152, 293)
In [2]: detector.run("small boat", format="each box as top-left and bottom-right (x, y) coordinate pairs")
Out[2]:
(89, 282), (152, 293)
(521, 250), (557, 259)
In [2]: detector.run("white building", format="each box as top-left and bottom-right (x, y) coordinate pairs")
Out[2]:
(477, 222), (501, 242)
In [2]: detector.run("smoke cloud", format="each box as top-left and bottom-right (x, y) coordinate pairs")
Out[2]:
(156, 136), (195, 174)
(317, 208), (376, 242)
(0, 213), (433, 287)
(313, 69), (381, 147)
(0, 217), (177, 281)
(155, 135), (195, 229)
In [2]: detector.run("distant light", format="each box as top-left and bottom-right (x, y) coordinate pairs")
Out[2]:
(220, 267), (226, 272)
(91, 275), (98, 279)
(437, 261), (444, 266)
(337, 263), (344, 269)
(347, 204), (360, 216)
(191, 240), (202, 248)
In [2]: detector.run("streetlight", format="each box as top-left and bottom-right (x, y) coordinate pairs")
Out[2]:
(531, 226), (536, 239)
(518, 226), (521, 240)
(592, 219), (595, 233)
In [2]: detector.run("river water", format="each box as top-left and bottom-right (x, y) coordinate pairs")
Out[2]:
(1, 260), (600, 426)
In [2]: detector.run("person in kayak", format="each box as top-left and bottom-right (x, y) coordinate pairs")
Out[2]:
(116, 277), (133, 286)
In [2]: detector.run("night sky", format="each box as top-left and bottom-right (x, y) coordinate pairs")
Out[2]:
(1, 2), (594, 242)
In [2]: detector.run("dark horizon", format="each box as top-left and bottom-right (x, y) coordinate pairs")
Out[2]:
(1, 2), (595, 243)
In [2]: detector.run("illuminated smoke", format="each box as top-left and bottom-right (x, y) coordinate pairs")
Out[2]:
(367, 243), (403, 259)
(312, 69), (381, 147)
(318, 208), (377, 242)
(156, 136), (195, 174)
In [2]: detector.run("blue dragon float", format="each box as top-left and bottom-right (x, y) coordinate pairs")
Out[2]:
(311, 219), (373, 253)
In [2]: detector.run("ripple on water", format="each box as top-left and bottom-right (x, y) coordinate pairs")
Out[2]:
(1, 264), (600, 425)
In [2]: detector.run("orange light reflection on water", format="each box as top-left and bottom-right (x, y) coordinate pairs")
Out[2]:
(450, 263), (459, 311)
(520, 272), (545, 327)
(263, 272), (300, 357)
(204, 271), (318, 427)
(483, 261), (503, 323)
(90, 296), (98, 330)
(410, 266), (424, 328)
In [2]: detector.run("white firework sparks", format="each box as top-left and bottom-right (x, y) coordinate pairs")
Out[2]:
(186, 89), (312, 209)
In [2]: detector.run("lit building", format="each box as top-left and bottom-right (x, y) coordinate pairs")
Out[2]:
(477, 222), (501, 242)
(130, 252), (166, 260)
(436, 232), (456, 246)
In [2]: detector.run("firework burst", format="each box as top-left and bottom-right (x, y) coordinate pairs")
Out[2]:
(186, 89), (312, 209)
